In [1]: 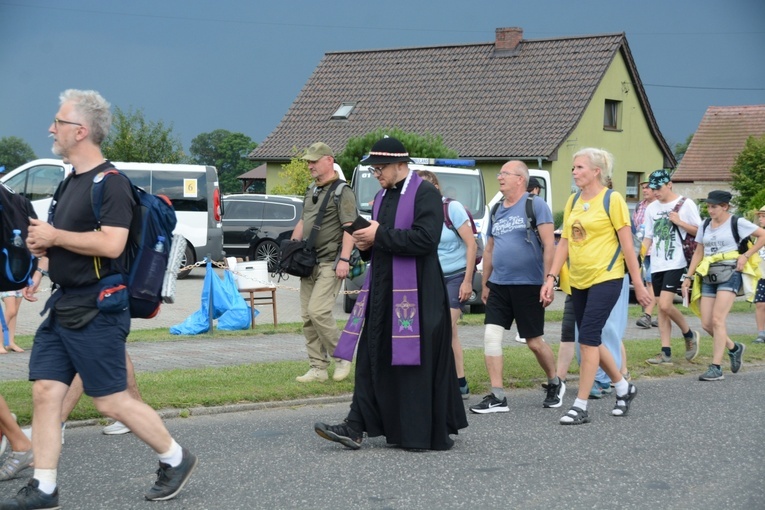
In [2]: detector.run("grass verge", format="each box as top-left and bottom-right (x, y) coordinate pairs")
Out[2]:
(3, 332), (763, 426)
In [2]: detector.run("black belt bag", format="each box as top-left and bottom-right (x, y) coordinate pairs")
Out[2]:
(52, 291), (99, 330)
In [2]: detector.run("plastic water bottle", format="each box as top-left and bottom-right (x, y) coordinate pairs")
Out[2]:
(9, 229), (26, 281)
(11, 229), (23, 247)
(154, 235), (165, 252)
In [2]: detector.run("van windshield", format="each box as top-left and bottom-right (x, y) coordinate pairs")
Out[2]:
(354, 167), (486, 219)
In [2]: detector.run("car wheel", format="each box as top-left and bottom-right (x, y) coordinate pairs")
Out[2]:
(177, 242), (195, 279)
(344, 293), (355, 313)
(254, 240), (280, 272)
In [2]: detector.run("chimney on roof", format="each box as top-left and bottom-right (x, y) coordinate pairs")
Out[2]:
(495, 27), (523, 51)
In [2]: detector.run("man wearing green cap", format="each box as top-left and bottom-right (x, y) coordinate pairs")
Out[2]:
(292, 142), (358, 383)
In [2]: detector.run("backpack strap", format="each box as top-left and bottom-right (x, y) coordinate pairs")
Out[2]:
(442, 197), (455, 231)
(525, 194), (542, 246)
(305, 180), (342, 250)
(332, 181), (348, 206)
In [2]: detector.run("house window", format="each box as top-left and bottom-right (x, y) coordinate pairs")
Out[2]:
(626, 172), (640, 199)
(331, 102), (356, 120)
(604, 100), (621, 130)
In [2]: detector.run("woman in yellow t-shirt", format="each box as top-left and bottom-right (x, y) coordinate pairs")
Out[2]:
(541, 148), (651, 425)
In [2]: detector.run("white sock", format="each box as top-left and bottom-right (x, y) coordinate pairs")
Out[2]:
(34, 469), (57, 494)
(614, 378), (629, 397)
(574, 398), (588, 411)
(158, 439), (183, 467)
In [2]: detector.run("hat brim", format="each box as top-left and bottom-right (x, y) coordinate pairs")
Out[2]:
(360, 155), (413, 165)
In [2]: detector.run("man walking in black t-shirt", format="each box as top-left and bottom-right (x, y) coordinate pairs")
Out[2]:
(1, 90), (197, 510)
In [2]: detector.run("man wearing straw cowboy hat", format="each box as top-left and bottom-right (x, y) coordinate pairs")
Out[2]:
(314, 136), (468, 451)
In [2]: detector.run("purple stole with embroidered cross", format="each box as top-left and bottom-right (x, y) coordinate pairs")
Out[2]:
(334, 171), (422, 365)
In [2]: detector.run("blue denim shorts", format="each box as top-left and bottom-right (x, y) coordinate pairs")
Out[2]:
(700, 270), (742, 298)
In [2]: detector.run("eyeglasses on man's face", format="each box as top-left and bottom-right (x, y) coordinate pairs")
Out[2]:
(496, 171), (522, 179)
(371, 164), (391, 176)
(53, 117), (83, 128)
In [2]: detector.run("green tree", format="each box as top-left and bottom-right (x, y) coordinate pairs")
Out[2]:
(673, 133), (693, 163)
(190, 129), (258, 194)
(336, 128), (459, 179)
(0, 136), (36, 171)
(103, 107), (189, 163)
(730, 134), (765, 212)
(271, 153), (311, 195)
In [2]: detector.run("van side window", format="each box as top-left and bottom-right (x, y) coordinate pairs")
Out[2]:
(263, 203), (294, 221)
(223, 200), (263, 220)
(152, 170), (208, 212)
(7, 165), (64, 201)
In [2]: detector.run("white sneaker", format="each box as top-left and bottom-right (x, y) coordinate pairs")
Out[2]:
(332, 360), (352, 382)
(22, 423), (65, 444)
(296, 367), (328, 383)
(515, 333), (526, 344)
(103, 420), (131, 435)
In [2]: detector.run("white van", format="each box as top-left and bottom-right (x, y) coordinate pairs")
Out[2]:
(1, 158), (223, 278)
(344, 159), (488, 312)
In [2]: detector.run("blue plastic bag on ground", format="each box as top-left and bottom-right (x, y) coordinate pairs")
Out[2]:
(170, 262), (251, 334)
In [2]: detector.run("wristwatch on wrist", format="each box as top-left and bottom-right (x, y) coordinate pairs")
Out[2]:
(338, 257), (351, 263)
(681, 273), (693, 281)
(36, 267), (49, 277)
(546, 274), (559, 286)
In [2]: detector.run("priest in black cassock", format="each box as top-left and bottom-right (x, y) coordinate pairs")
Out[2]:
(315, 137), (468, 451)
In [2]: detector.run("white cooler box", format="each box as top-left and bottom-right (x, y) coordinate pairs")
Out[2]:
(231, 260), (274, 290)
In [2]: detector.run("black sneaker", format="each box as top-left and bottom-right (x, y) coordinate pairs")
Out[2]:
(314, 422), (363, 449)
(144, 447), (198, 501)
(0, 479), (60, 509)
(543, 380), (566, 408)
(469, 394), (509, 414)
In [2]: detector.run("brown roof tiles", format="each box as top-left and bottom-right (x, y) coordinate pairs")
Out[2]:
(672, 105), (765, 182)
(250, 32), (671, 163)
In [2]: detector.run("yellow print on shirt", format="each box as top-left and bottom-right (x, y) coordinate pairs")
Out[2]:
(571, 219), (586, 242)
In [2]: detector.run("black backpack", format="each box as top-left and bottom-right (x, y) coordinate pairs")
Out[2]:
(0, 182), (38, 291)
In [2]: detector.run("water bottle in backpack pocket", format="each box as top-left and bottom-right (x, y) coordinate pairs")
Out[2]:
(131, 236), (168, 301)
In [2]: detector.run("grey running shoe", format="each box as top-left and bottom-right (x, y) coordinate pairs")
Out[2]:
(729, 342), (745, 373)
(0, 449), (34, 481)
(314, 422), (363, 449)
(754, 333), (765, 344)
(0, 479), (59, 510)
(635, 313), (652, 329)
(645, 353), (673, 365)
(144, 447), (198, 501)
(651, 317), (659, 327)
(685, 330), (700, 362)
(699, 364), (724, 381)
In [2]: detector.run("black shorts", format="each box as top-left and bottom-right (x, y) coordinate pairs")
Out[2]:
(29, 308), (130, 397)
(652, 268), (685, 297)
(484, 282), (544, 339)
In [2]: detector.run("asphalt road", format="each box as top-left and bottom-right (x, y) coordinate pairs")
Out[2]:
(1, 369), (763, 510)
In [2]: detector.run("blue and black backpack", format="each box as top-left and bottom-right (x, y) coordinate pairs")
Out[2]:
(0, 182), (38, 291)
(51, 168), (177, 318)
